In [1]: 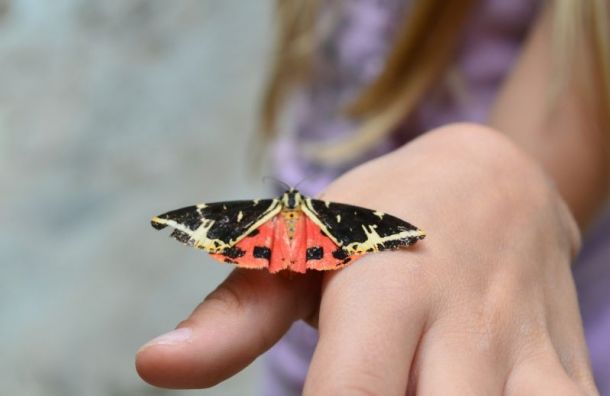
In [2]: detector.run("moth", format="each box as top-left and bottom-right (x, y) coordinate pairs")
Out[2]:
(151, 188), (425, 273)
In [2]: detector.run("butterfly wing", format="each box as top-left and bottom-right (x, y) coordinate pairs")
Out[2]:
(301, 198), (425, 256)
(151, 199), (281, 253)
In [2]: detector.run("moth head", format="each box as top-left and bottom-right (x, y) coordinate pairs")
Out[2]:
(282, 188), (302, 209)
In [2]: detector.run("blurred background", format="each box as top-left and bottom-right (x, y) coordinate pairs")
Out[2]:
(0, 1), (273, 394)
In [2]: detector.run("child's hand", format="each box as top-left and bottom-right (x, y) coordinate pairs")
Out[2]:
(136, 124), (598, 395)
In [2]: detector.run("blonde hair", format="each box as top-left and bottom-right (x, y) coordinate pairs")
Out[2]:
(553, 0), (610, 134)
(260, 0), (610, 166)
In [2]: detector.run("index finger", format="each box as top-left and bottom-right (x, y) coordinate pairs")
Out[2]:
(136, 268), (320, 389)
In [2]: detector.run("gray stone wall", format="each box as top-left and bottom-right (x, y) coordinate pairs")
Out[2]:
(0, 1), (273, 395)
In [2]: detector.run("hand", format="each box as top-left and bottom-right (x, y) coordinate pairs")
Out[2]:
(136, 123), (598, 395)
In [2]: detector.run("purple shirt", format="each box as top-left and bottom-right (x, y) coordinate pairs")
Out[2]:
(268, 0), (610, 394)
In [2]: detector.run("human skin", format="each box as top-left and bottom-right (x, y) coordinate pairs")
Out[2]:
(136, 124), (598, 395)
(488, 2), (609, 228)
(136, 3), (609, 395)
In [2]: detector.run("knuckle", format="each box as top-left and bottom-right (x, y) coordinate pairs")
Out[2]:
(506, 378), (591, 396)
(324, 369), (388, 396)
(507, 338), (598, 396)
(552, 193), (583, 256)
(340, 384), (382, 396)
(416, 123), (558, 227)
(484, 286), (546, 346)
(442, 282), (547, 357)
(422, 123), (540, 183)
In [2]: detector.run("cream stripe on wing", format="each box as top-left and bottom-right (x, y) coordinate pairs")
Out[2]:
(343, 224), (425, 254)
(301, 198), (342, 247)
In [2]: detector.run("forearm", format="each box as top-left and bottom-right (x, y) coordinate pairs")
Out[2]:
(488, 4), (610, 228)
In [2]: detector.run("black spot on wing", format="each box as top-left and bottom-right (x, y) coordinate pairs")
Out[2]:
(154, 199), (277, 244)
(170, 229), (192, 245)
(306, 247), (324, 261)
(307, 199), (418, 246)
(253, 246), (271, 260)
(222, 247), (246, 259)
(409, 236), (420, 244)
(332, 248), (349, 260)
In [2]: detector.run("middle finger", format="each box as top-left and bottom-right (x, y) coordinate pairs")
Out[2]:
(304, 252), (432, 395)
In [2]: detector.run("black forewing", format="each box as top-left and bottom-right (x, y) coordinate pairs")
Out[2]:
(152, 199), (278, 248)
(304, 198), (422, 251)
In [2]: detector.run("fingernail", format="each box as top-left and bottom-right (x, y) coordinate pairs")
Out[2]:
(138, 327), (192, 352)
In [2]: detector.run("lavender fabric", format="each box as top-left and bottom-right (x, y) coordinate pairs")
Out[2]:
(267, 0), (610, 394)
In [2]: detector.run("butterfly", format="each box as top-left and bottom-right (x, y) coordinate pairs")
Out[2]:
(151, 188), (425, 273)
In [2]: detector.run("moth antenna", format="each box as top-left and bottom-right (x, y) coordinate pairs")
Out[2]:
(294, 174), (314, 190)
(262, 176), (291, 191)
